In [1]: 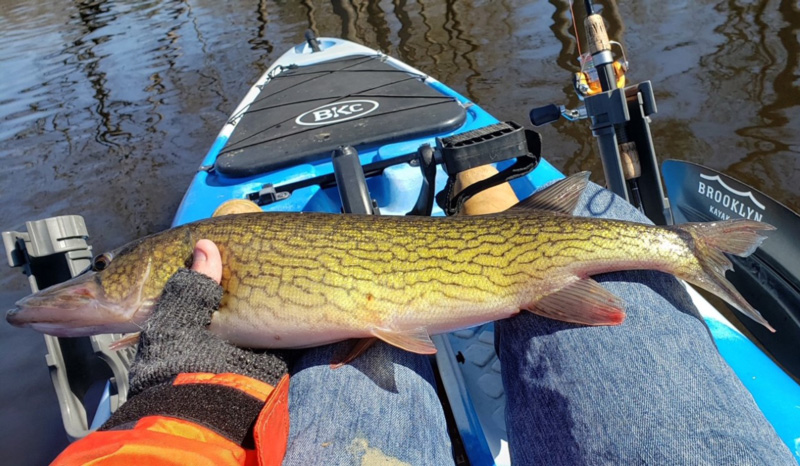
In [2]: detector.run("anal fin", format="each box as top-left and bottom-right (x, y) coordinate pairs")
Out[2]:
(528, 279), (626, 326)
(371, 327), (437, 354)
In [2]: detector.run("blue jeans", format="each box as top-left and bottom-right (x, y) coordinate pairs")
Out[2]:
(282, 183), (795, 465)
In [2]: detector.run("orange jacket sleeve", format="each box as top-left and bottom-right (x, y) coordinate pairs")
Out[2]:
(52, 373), (290, 466)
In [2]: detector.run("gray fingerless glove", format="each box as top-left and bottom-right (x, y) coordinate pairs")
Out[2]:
(128, 269), (289, 395)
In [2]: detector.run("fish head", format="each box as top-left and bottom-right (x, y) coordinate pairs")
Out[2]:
(6, 227), (195, 336)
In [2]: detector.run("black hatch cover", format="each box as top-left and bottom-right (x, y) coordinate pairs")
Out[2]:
(215, 55), (467, 178)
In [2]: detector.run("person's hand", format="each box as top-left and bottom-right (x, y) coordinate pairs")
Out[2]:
(123, 240), (288, 396)
(100, 239), (292, 450)
(126, 239), (290, 395)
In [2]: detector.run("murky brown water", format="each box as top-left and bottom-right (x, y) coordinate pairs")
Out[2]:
(1, 0), (798, 463)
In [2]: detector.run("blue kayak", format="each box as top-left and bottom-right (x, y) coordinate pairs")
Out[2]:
(170, 38), (800, 464)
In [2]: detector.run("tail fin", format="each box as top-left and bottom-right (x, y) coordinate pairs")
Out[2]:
(678, 219), (776, 332)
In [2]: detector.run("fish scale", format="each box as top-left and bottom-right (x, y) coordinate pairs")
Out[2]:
(7, 173), (776, 354)
(182, 211), (716, 348)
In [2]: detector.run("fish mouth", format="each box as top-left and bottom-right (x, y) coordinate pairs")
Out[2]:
(5, 306), (113, 337)
(6, 306), (27, 327)
(6, 273), (143, 337)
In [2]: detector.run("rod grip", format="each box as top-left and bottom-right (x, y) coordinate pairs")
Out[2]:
(619, 141), (641, 179)
(585, 14), (610, 54)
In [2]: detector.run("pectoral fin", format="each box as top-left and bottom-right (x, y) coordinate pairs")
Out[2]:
(371, 327), (437, 354)
(108, 332), (141, 351)
(527, 279), (626, 326)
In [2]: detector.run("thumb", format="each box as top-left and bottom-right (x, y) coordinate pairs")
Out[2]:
(191, 239), (223, 284)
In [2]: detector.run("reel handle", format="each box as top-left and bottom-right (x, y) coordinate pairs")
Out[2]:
(530, 104), (561, 126)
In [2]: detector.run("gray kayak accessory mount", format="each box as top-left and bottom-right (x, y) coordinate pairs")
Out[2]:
(3, 215), (134, 441)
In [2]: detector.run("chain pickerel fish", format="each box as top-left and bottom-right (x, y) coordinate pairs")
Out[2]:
(6, 173), (775, 356)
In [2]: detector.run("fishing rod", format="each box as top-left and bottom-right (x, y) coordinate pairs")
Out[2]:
(530, 0), (673, 226)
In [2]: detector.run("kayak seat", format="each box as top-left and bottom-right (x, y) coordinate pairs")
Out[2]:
(215, 55), (467, 178)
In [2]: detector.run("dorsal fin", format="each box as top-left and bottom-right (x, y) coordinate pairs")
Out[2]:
(508, 171), (590, 214)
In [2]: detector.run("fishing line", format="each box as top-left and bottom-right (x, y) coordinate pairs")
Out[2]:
(568, 0), (583, 62)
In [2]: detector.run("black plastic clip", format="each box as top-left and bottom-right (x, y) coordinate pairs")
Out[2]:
(406, 144), (437, 216)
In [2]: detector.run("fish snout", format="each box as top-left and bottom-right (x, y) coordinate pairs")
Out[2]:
(6, 275), (148, 337)
(6, 289), (93, 330)
(5, 306), (28, 328)
(5, 279), (107, 334)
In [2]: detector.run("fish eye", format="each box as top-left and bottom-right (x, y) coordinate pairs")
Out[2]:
(92, 253), (114, 271)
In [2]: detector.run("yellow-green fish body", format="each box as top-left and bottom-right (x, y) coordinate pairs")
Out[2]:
(7, 174), (775, 353)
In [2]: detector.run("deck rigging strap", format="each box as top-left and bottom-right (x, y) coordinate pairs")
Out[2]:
(217, 54), (467, 178)
(435, 121), (542, 216)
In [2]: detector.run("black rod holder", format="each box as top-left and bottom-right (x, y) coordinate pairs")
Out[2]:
(332, 145), (375, 215)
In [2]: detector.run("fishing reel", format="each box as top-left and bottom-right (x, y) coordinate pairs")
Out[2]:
(530, 43), (629, 126)
(573, 46), (628, 99)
